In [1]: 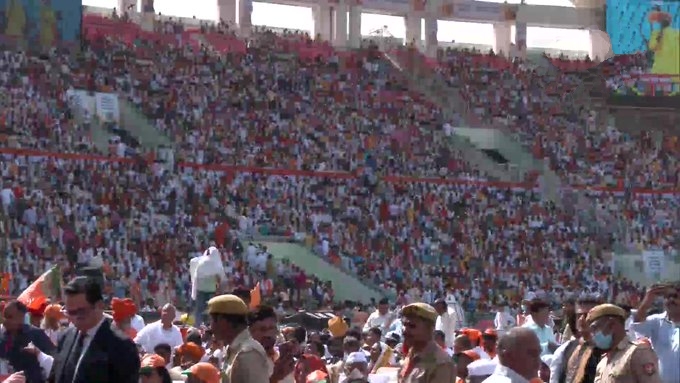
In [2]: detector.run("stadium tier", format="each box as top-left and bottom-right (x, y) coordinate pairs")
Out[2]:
(0, 12), (678, 316)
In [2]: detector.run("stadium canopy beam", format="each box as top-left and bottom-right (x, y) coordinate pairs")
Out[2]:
(570, 0), (606, 12)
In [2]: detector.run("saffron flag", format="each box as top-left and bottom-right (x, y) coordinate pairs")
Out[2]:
(441, 3), (454, 17)
(249, 282), (261, 309)
(17, 266), (62, 311)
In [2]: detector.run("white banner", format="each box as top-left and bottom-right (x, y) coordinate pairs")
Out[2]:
(642, 250), (665, 281)
(66, 89), (96, 117)
(66, 89), (119, 123)
(95, 92), (120, 123)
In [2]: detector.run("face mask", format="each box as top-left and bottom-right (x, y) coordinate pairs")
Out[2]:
(346, 368), (365, 380)
(592, 330), (613, 350)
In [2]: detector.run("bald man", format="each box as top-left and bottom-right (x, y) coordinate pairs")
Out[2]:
(482, 328), (541, 383)
(134, 304), (184, 352)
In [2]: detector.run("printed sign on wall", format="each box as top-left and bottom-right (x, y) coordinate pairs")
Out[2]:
(66, 89), (120, 123)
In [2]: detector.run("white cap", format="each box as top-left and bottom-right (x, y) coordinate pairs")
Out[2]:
(541, 354), (555, 367)
(346, 351), (368, 364)
(467, 358), (497, 376)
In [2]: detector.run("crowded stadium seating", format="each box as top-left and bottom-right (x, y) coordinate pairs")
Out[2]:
(1, 12), (678, 318)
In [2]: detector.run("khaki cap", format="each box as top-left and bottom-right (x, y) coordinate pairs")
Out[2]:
(401, 302), (438, 323)
(207, 294), (249, 316)
(586, 303), (626, 325)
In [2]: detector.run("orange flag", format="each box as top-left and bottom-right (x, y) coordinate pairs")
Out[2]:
(249, 282), (261, 309)
(18, 266), (60, 311)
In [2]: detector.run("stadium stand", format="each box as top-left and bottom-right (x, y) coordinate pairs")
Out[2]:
(1, 11), (677, 318)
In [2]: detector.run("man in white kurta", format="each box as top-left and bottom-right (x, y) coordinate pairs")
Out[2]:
(433, 299), (460, 348)
(190, 246), (227, 326)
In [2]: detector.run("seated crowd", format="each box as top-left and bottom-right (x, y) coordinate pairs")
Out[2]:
(0, 14), (677, 325)
(431, 46), (679, 191)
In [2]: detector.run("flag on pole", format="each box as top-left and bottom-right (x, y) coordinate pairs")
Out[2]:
(17, 266), (62, 311)
(249, 282), (261, 309)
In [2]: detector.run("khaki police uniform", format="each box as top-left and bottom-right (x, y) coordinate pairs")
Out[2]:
(586, 304), (663, 383)
(398, 303), (456, 383)
(207, 294), (270, 383)
(593, 339), (663, 383)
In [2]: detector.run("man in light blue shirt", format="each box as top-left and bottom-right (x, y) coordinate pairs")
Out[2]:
(631, 283), (680, 383)
(522, 300), (558, 356)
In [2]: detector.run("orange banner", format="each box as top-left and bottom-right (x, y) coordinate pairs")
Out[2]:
(1, 147), (679, 195)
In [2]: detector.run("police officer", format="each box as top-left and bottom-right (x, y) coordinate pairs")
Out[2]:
(586, 304), (663, 383)
(207, 294), (269, 383)
(398, 303), (456, 383)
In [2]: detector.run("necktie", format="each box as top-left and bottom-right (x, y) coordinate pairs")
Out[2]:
(62, 331), (85, 383)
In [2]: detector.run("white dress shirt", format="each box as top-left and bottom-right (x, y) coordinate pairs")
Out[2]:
(549, 337), (576, 383)
(482, 365), (531, 383)
(134, 321), (184, 353)
(494, 311), (516, 334)
(435, 308), (459, 347)
(362, 311), (393, 332)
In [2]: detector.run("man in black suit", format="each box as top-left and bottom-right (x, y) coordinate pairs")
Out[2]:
(48, 277), (140, 383)
(0, 300), (55, 383)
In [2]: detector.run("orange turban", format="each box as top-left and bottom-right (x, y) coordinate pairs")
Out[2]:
(177, 342), (205, 361)
(141, 354), (166, 368)
(44, 304), (65, 320)
(463, 329), (482, 342)
(112, 298), (137, 323)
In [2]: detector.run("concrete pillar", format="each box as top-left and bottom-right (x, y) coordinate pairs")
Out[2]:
(589, 29), (613, 61)
(514, 21), (527, 60)
(140, 0), (154, 13)
(493, 22), (511, 57)
(424, 16), (437, 58)
(404, 14), (421, 46)
(348, 5), (362, 49)
(314, 3), (332, 41)
(217, 0), (237, 26)
(117, 0), (137, 15)
(334, 3), (348, 48)
(239, 0), (253, 37)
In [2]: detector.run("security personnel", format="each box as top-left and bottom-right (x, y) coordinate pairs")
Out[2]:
(398, 303), (456, 383)
(586, 304), (663, 383)
(207, 294), (269, 383)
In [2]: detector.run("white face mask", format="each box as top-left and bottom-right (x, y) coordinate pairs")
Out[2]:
(347, 368), (365, 380)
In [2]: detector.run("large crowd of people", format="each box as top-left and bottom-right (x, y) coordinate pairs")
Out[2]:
(2, 13), (679, 315)
(0, 8), (679, 382)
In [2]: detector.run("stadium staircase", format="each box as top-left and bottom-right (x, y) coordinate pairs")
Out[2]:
(118, 99), (174, 150)
(259, 242), (385, 303)
(69, 100), (114, 153)
(383, 49), (563, 202)
(381, 52), (520, 183)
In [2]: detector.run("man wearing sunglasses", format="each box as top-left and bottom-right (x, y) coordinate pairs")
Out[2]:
(631, 282), (680, 383)
(47, 277), (140, 383)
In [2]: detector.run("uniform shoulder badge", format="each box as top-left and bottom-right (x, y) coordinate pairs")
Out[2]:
(642, 362), (657, 375)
